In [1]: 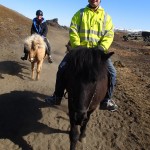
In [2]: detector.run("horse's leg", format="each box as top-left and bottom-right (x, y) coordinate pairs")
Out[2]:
(68, 108), (80, 150)
(79, 110), (93, 143)
(70, 123), (79, 150)
(31, 62), (35, 80)
(36, 60), (43, 80)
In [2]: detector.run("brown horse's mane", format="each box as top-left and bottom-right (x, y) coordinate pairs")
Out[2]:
(67, 47), (109, 82)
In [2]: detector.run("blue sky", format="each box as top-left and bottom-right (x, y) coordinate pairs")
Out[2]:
(1, 0), (150, 31)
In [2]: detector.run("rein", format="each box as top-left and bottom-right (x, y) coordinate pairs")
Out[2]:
(64, 82), (97, 112)
(86, 82), (97, 111)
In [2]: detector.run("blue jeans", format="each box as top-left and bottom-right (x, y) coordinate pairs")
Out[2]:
(105, 59), (117, 101)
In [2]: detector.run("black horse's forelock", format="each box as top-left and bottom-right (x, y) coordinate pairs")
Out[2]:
(68, 47), (107, 82)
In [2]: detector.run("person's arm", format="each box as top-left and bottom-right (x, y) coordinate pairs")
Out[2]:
(31, 23), (35, 35)
(99, 15), (114, 53)
(69, 10), (82, 48)
(31, 18), (37, 35)
(42, 21), (48, 37)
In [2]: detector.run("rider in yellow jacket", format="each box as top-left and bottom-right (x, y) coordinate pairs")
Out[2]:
(45, 0), (118, 111)
(70, 5), (114, 52)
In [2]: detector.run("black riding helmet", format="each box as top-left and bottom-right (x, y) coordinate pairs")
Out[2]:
(36, 10), (43, 16)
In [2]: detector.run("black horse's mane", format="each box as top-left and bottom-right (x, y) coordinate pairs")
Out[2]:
(67, 47), (108, 82)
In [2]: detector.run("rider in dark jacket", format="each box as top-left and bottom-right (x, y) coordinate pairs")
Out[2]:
(21, 10), (53, 63)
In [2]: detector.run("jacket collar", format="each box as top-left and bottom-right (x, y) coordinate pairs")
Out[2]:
(86, 4), (103, 13)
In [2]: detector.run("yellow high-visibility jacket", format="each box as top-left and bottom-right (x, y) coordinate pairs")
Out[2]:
(69, 6), (114, 53)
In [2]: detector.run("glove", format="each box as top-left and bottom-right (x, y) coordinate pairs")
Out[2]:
(97, 45), (104, 52)
(41, 35), (46, 39)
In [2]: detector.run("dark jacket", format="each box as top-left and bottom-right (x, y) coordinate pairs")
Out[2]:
(31, 17), (48, 37)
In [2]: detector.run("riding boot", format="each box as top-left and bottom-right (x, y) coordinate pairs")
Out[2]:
(21, 52), (28, 60)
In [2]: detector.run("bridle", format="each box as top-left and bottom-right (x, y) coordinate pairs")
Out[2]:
(29, 57), (36, 62)
(86, 82), (97, 112)
(64, 81), (97, 112)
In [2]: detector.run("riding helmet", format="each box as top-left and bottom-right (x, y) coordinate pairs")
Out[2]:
(36, 10), (43, 16)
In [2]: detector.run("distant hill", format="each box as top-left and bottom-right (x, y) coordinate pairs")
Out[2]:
(0, 5), (31, 45)
(46, 18), (69, 30)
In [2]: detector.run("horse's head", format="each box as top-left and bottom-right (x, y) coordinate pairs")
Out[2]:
(24, 34), (46, 63)
(28, 42), (37, 62)
(29, 50), (36, 62)
(72, 81), (97, 125)
(66, 47), (114, 125)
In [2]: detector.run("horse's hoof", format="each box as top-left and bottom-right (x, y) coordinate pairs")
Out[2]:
(79, 137), (86, 143)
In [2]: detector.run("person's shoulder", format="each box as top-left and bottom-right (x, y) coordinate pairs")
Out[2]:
(98, 6), (111, 17)
(42, 18), (47, 24)
(98, 6), (105, 12)
(81, 5), (89, 12)
(75, 6), (87, 14)
(32, 17), (37, 22)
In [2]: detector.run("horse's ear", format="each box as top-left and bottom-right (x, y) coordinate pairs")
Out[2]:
(65, 41), (72, 53)
(107, 52), (114, 58)
(102, 52), (114, 60)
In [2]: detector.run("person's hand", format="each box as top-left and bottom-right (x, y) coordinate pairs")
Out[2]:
(41, 35), (46, 39)
(97, 45), (104, 52)
(75, 45), (83, 49)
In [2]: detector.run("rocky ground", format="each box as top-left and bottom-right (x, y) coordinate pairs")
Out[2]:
(0, 5), (150, 150)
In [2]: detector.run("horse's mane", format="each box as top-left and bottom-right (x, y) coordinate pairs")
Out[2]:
(24, 34), (46, 51)
(68, 47), (108, 82)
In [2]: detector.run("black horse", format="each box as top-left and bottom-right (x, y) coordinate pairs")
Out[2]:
(65, 47), (114, 150)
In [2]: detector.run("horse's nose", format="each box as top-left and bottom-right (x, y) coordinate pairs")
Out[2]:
(30, 58), (34, 62)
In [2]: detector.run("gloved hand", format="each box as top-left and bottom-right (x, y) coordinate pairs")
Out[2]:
(97, 45), (104, 52)
(41, 35), (46, 39)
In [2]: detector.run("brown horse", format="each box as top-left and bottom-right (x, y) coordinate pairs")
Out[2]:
(65, 47), (114, 150)
(24, 34), (46, 80)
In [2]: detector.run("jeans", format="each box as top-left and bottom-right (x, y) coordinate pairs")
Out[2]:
(105, 59), (117, 100)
